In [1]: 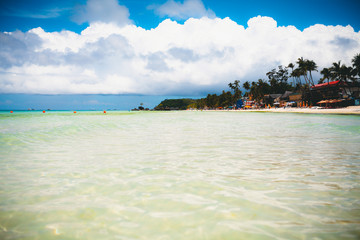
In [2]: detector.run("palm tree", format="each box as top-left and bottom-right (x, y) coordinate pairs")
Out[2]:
(243, 81), (250, 91)
(320, 68), (331, 84)
(249, 81), (258, 101)
(305, 59), (317, 86)
(329, 61), (341, 81)
(287, 63), (294, 71)
(228, 80), (242, 105)
(296, 57), (311, 86)
(291, 68), (302, 86)
(287, 63), (295, 86)
(340, 65), (355, 82)
(233, 80), (240, 90)
(296, 58), (317, 86)
(329, 61), (355, 82)
(352, 53), (360, 80)
(266, 69), (276, 81)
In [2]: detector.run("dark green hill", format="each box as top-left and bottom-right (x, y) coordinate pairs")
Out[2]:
(154, 99), (196, 110)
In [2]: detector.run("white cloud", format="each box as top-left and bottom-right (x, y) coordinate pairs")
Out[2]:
(149, 0), (215, 20)
(72, 0), (131, 25)
(0, 16), (360, 95)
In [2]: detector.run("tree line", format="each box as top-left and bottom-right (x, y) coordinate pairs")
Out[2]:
(155, 53), (360, 110)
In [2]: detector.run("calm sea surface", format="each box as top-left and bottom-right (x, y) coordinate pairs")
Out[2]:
(0, 111), (360, 239)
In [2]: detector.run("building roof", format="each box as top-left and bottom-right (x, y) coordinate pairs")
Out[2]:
(317, 99), (344, 104)
(281, 91), (293, 99)
(265, 94), (282, 99)
(311, 80), (341, 89)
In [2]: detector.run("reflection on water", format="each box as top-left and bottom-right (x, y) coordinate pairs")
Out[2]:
(0, 111), (360, 239)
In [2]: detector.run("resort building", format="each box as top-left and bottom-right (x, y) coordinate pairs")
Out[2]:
(310, 80), (360, 107)
(264, 91), (298, 107)
(288, 92), (302, 106)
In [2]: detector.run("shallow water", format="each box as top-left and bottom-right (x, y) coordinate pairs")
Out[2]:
(1, 111), (360, 239)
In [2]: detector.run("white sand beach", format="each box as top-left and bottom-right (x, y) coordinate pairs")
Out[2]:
(243, 106), (360, 115)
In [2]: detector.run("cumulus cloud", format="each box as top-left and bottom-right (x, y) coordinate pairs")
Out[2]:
(149, 0), (215, 20)
(0, 31), (43, 68)
(0, 16), (360, 95)
(72, 0), (131, 25)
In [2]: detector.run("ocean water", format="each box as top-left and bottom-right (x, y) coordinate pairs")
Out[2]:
(0, 110), (360, 240)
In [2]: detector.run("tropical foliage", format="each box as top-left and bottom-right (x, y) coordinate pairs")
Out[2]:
(154, 99), (197, 110)
(319, 54), (360, 83)
(154, 53), (359, 110)
(191, 80), (243, 109)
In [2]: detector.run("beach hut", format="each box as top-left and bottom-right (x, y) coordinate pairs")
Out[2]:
(264, 94), (282, 106)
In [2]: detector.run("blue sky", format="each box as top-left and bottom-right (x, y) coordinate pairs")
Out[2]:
(1, 0), (360, 32)
(1, 0), (360, 110)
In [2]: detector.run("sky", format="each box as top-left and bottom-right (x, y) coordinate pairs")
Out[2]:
(1, 0), (360, 110)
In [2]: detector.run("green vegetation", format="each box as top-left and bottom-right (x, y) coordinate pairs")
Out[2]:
(154, 99), (197, 110)
(154, 81), (243, 110)
(154, 53), (360, 110)
(319, 54), (360, 84)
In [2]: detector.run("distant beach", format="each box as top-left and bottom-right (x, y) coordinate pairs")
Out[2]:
(241, 105), (360, 115)
(195, 105), (360, 115)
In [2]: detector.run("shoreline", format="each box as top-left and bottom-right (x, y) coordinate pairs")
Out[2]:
(2, 106), (360, 115)
(197, 106), (360, 115)
(244, 106), (360, 115)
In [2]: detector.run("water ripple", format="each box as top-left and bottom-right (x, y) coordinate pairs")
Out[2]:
(1, 111), (360, 239)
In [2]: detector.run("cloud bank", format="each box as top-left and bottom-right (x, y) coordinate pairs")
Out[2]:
(149, 0), (215, 20)
(1, 15), (360, 95)
(72, 0), (131, 25)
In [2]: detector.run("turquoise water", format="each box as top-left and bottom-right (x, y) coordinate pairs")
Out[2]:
(1, 111), (360, 239)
